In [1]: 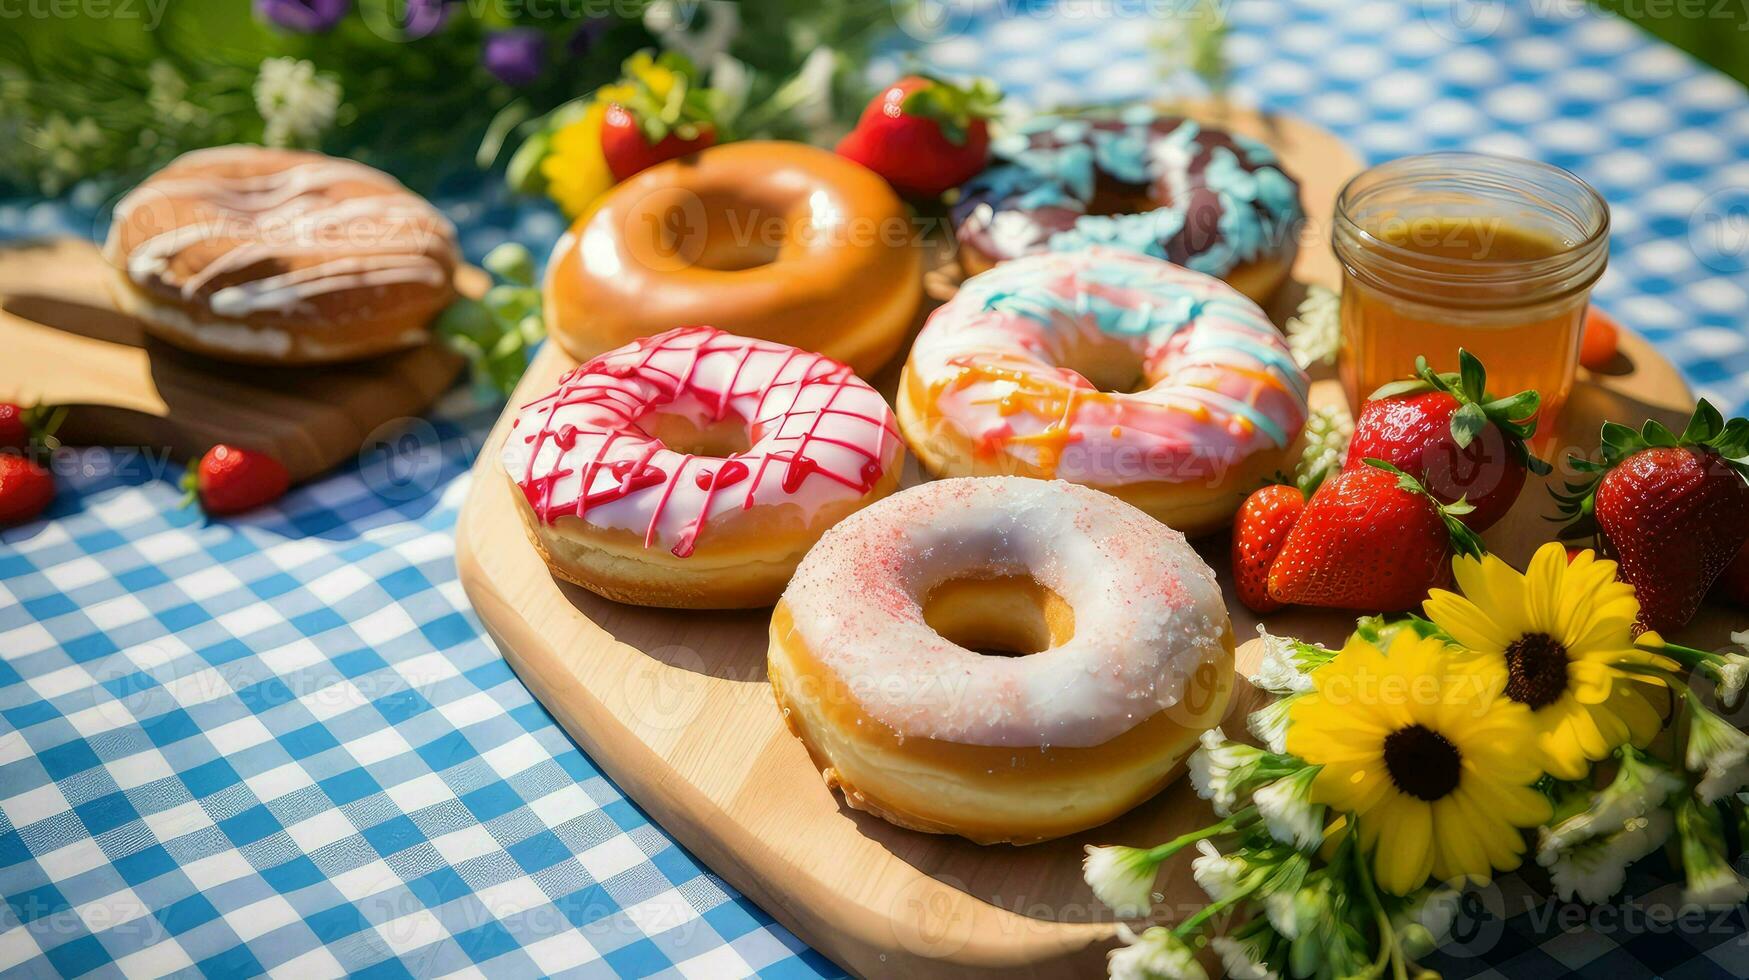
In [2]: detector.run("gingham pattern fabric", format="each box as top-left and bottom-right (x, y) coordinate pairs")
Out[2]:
(2, 2), (1747, 978)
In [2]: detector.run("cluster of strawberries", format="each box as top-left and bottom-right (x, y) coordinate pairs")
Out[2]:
(0, 401), (290, 527)
(1234, 350), (1749, 634)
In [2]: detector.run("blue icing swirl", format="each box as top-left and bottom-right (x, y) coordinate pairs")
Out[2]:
(959, 110), (1302, 280)
(1091, 125), (1151, 184)
(1048, 208), (1186, 259)
(1232, 133), (1277, 165)
(965, 262), (1204, 341)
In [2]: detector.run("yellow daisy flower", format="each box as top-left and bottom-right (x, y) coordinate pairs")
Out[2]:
(542, 101), (614, 218)
(1286, 631), (1551, 895)
(1423, 542), (1672, 781)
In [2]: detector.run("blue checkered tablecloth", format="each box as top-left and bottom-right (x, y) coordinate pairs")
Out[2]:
(4, 2), (1749, 978)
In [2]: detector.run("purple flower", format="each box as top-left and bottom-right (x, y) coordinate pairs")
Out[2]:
(403, 0), (453, 40)
(482, 29), (547, 87)
(254, 0), (350, 33)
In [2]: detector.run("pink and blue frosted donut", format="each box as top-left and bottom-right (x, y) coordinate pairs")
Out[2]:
(897, 248), (1310, 534)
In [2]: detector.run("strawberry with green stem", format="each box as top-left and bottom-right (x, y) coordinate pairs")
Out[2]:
(182, 444), (290, 517)
(1268, 459), (1485, 613)
(0, 401), (66, 454)
(1552, 400), (1749, 633)
(1347, 349), (1550, 532)
(598, 52), (719, 182)
(835, 74), (1002, 199)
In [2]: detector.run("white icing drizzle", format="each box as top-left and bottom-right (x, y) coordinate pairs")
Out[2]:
(781, 477), (1229, 748)
(105, 146), (456, 319)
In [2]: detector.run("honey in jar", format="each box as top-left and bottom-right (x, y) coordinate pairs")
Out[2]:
(1333, 153), (1610, 425)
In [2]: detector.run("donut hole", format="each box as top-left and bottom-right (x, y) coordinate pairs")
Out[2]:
(645, 411), (752, 458)
(1087, 177), (1159, 218)
(921, 574), (1076, 657)
(671, 191), (785, 271)
(1061, 336), (1150, 394)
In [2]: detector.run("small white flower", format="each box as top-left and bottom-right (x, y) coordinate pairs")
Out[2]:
(1716, 634), (1749, 708)
(254, 57), (341, 148)
(1261, 890), (1299, 939)
(1249, 626), (1316, 695)
(1539, 748), (1684, 855)
(1394, 887), (1459, 958)
(1187, 727), (1262, 816)
(1210, 934), (1278, 980)
(1253, 769), (1325, 851)
(1109, 924), (1210, 980)
(1697, 758), (1749, 805)
(1684, 697), (1749, 793)
(1545, 809), (1673, 905)
(787, 48), (838, 131)
(644, 0), (741, 68)
(1190, 839), (1247, 902)
(1682, 860), (1749, 910)
(1245, 695), (1295, 755)
(1676, 795), (1749, 910)
(1284, 285), (1340, 369)
(707, 54), (751, 128)
(1083, 845), (1161, 919)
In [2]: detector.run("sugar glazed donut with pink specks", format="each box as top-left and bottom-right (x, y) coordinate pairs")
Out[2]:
(501, 326), (903, 608)
(768, 477), (1234, 845)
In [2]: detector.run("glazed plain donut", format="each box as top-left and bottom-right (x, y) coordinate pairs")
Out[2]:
(543, 141), (922, 378)
(501, 326), (903, 608)
(952, 109), (1302, 305)
(769, 477), (1233, 845)
(897, 249), (1310, 536)
(102, 145), (458, 364)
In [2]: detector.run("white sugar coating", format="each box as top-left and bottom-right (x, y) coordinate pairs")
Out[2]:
(781, 477), (1229, 748)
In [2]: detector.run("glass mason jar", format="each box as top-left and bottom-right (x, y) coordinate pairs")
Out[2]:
(1332, 152), (1610, 426)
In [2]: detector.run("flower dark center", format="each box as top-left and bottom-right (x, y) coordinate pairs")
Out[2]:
(1382, 724), (1462, 802)
(1504, 632), (1570, 710)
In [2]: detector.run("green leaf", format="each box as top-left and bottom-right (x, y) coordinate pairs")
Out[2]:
(483, 243), (535, 287)
(1368, 378), (1432, 401)
(1481, 390), (1539, 423)
(1448, 402), (1487, 450)
(1457, 348), (1487, 402)
(1641, 419), (1680, 448)
(1681, 399), (1724, 444)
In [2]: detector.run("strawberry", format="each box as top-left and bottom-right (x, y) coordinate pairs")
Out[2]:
(0, 454), (54, 526)
(1233, 484), (1305, 614)
(1346, 349), (1550, 531)
(181, 444), (290, 516)
(1268, 460), (1483, 612)
(0, 401), (66, 453)
(1553, 400), (1749, 633)
(598, 53), (719, 182)
(1713, 538), (1749, 609)
(835, 74), (1001, 199)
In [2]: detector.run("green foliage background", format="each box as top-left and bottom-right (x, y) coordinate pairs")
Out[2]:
(0, 0), (896, 197)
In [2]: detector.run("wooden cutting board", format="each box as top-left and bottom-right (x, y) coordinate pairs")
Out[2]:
(0, 238), (475, 483)
(457, 328), (1723, 980)
(455, 108), (1738, 977)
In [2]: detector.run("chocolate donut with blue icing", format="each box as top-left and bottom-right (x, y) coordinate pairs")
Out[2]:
(950, 107), (1303, 303)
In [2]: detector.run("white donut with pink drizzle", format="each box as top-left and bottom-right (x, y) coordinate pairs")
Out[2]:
(897, 247), (1309, 533)
(767, 477), (1234, 844)
(501, 326), (903, 608)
